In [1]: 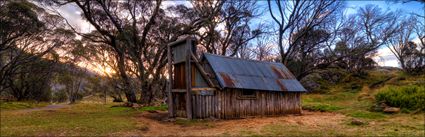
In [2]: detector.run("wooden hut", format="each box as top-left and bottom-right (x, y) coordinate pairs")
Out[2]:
(167, 37), (307, 119)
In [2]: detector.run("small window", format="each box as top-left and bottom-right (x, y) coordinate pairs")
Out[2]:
(242, 90), (255, 96)
(238, 90), (257, 99)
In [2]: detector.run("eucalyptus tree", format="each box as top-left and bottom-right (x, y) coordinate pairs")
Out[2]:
(265, 0), (344, 80)
(0, 0), (72, 98)
(388, 16), (425, 74)
(50, 0), (164, 103)
(334, 5), (400, 74)
(169, 0), (264, 57)
(267, 0), (343, 66)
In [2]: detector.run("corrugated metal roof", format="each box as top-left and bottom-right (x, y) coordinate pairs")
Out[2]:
(203, 53), (307, 92)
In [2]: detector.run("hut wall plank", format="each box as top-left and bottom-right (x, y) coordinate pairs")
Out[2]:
(219, 90), (301, 119)
(187, 89), (301, 119)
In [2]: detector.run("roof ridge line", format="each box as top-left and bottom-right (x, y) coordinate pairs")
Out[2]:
(203, 53), (282, 64)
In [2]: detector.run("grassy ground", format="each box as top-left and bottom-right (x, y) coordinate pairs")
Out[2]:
(237, 114), (424, 136)
(294, 93), (424, 136)
(0, 101), (49, 110)
(1, 102), (138, 136)
(0, 99), (168, 136)
(1, 70), (424, 136)
(214, 70), (424, 136)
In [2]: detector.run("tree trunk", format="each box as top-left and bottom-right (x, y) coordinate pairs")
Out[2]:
(278, 30), (286, 65)
(400, 59), (407, 72)
(140, 82), (150, 104)
(136, 57), (151, 105)
(117, 52), (137, 103)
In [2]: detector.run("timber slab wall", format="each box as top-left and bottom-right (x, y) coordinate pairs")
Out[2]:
(188, 90), (301, 119)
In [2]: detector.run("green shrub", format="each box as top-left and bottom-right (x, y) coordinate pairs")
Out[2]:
(375, 85), (425, 111)
(52, 90), (68, 102)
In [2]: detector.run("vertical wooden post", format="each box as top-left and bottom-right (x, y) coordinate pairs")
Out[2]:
(104, 89), (106, 104)
(167, 44), (174, 117)
(185, 38), (193, 119)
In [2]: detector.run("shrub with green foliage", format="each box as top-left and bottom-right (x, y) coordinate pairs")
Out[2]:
(52, 90), (68, 103)
(375, 85), (425, 111)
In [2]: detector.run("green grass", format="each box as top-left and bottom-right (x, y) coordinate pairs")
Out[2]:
(239, 128), (261, 136)
(302, 91), (360, 113)
(302, 103), (343, 112)
(0, 102), (139, 136)
(139, 104), (168, 111)
(0, 101), (49, 110)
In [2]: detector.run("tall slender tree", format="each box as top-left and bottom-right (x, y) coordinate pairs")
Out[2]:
(267, 0), (343, 66)
(51, 0), (164, 103)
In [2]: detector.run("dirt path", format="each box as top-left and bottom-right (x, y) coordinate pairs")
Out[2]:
(17, 104), (69, 113)
(132, 111), (347, 136)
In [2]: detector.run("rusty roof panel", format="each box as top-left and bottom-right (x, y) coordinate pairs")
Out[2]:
(203, 53), (307, 92)
(278, 79), (307, 92)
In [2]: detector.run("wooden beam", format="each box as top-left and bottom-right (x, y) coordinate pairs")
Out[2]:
(190, 52), (220, 89)
(172, 89), (186, 92)
(185, 39), (193, 119)
(192, 90), (214, 96)
(191, 88), (216, 91)
(168, 36), (194, 47)
(172, 88), (215, 92)
(167, 44), (174, 117)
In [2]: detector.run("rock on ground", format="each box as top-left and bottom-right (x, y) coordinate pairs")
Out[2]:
(384, 107), (400, 113)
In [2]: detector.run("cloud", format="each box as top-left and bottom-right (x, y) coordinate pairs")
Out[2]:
(162, 1), (191, 9)
(374, 48), (400, 67)
(412, 37), (422, 44)
(55, 3), (92, 33)
(54, 1), (192, 33)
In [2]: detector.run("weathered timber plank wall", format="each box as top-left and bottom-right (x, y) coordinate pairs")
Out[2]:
(191, 89), (301, 119)
(173, 92), (187, 118)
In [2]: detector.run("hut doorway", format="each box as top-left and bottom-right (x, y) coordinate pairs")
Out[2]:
(174, 92), (187, 117)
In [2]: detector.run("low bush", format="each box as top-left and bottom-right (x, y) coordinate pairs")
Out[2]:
(375, 85), (425, 111)
(52, 90), (68, 102)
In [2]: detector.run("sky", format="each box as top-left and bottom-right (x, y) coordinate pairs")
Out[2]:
(258, 0), (425, 67)
(345, 0), (424, 67)
(49, 0), (425, 71)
